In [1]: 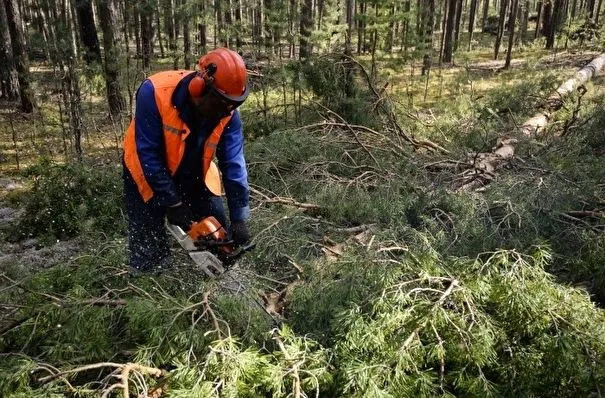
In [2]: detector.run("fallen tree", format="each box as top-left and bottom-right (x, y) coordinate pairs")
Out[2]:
(522, 52), (605, 136)
(427, 52), (605, 192)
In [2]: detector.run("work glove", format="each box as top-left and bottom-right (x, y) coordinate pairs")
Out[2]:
(166, 203), (195, 232)
(230, 221), (251, 246)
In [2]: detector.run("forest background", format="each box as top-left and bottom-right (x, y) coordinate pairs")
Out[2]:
(1, 0), (605, 396)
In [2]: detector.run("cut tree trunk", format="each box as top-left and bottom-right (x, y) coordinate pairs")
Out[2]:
(434, 52), (605, 192)
(522, 52), (605, 136)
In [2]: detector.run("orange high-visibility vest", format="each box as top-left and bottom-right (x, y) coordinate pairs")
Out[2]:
(123, 70), (232, 202)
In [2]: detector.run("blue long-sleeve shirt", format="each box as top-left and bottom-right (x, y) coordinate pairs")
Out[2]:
(133, 72), (250, 222)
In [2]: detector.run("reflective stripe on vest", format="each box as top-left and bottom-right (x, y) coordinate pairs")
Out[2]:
(123, 70), (233, 202)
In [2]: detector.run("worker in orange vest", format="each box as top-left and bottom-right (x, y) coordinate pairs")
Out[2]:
(122, 48), (251, 274)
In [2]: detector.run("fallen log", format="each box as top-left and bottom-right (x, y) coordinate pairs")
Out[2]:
(521, 52), (605, 136)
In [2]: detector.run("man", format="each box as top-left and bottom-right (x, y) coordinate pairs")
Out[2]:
(122, 48), (251, 273)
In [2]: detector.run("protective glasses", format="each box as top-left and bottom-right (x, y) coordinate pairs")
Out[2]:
(207, 85), (248, 111)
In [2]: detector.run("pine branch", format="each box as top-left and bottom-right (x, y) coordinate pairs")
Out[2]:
(399, 279), (460, 352)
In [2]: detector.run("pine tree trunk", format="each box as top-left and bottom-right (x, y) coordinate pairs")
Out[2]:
(183, 1), (191, 69)
(62, 0), (83, 159)
(155, 7), (164, 58)
(520, 0), (529, 43)
(75, 0), (102, 64)
(215, 0), (224, 47)
(571, 0), (578, 19)
(345, 0), (353, 56)
(453, 0), (463, 51)
(31, 0), (52, 62)
(494, 0), (509, 59)
(235, 0), (242, 50)
(534, 0), (543, 38)
(4, 0), (36, 112)
(443, 0), (457, 63)
(288, 0), (296, 57)
(504, 0), (518, 68)
(97, 0), (125, 118)
(314, 0), (321, 30)
(421, 0), (435, 75)
(401, 0), (410, 57)
(264, 0), (272, 54)
(481, 0), (490, 30)
(140, 0), (152, 69)
(468, 0), (478, 49)
(162, 0), (175, 50)
(69, 0), (80, 56)
(546, 0), (563, 49)
(596, 0), (603, 22)
(0, 0), (19, 100)
(299, 0), (313, 59)
(386, 5), (395, 53)
(357, 0), (364, 54)
(586, 0), (595, 16)
(133, 3), (141, 58)
(343, 0), (354, 97)
(544, 0), (555, 48)
(422, 0), (435, 100)
(198, 1), (207, 54)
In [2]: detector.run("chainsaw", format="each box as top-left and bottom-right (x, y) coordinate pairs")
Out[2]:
(166, 216), (255, 278)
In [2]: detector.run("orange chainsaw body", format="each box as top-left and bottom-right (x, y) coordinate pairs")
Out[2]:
(187, 216), (233, 254)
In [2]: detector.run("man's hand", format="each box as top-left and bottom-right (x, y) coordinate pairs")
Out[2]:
(166, 203), (195, 232)
(230, 221), (250, 246)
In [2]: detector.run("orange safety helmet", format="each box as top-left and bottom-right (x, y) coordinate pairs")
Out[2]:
(188, 48), (249, 105)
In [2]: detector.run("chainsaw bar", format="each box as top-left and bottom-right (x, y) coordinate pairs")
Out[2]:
(166, 220), (255, 278)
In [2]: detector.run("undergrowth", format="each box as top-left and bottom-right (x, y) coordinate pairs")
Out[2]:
(1, 55), (604, 397)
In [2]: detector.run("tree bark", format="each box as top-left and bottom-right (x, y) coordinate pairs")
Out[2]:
(299, 0), (313, 59)
(215, 0), (224, 47)
(75, 0), (102, 64)
(421, 0), (435, 76)
(198, 0), (207, 54)
(61, 0), (84, 159)
(234, 0), (242, 50)
(520, 0), (529, 43)
(139, 0), (153, 69)
(155, 7), (164, 58)
(443, 0), (457, 63)
(534, 1), (543, 38)
(183, 0), (191, 69)
(481, 0), (490, 30)
(504, 0), (518, 68)
(0, 0), (19, 99)
(401, 0), (410, 57)
(4, 0), (36, 112)
(288, 0), (296, 57)
(97, 0), (125, 117)
(545, 0), (561, 49)
(468, 0), (478, 49)
(343, 0), (355, 97)
(494, 0), (509, 59)
(453, 0), (463, 51)
(345, 0), (353, 57)
(542, 0), (552, 43)
(162, 0), (175, 50)
(386, 5), (395, 53)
